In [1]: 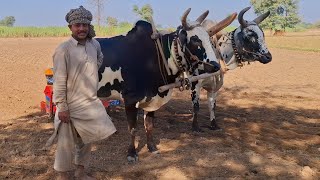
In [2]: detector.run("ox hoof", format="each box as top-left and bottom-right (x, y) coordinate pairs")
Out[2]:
(209, 126), (222, 131)
(127, 154), (139, 163)
(210, 120), (222, 131)
(192, 127), (204, 133)
(147, 144), (159, 154)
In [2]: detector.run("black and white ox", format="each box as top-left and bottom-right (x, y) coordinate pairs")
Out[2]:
(96, 9), (235, 162)
(190, 7), (272, 131)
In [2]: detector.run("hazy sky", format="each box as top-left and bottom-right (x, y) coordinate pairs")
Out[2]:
(0, 0), (318, 27)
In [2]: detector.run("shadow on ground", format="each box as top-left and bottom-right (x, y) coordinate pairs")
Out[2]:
(0, 87), (319, 179)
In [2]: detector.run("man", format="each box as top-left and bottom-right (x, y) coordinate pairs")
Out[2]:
(45, 6), (116, 180)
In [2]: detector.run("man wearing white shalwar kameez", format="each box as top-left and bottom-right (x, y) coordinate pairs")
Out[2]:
(45, 6), (116, 180)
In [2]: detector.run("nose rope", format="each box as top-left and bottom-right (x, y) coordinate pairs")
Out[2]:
(241, 49), (265, 58)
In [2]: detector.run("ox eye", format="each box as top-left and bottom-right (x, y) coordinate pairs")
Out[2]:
(198, 46), (201, 50)
(251, 37), (256, 43)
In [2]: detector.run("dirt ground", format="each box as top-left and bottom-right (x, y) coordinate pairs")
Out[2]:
(0, 37), (319, 179)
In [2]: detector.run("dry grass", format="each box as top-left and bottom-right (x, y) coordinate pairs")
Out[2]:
(265, 29), (320, 52)
(266, 36), (320, 52)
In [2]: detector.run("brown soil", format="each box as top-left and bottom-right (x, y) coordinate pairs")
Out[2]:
(0, 37), (319, 179)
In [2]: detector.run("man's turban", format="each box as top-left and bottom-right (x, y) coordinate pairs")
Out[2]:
(65, 6), (96, 38)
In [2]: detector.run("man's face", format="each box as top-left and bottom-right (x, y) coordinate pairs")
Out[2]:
(69, 23), (89, 41)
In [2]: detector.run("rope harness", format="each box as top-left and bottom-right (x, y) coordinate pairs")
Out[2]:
(152, 31), (220, 92)
(151, 17), (226, 92)
(170, 36), (192, 91)
(230, 30), (244, 66)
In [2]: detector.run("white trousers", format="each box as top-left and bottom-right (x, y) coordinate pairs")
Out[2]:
(54, 123), (91, 172)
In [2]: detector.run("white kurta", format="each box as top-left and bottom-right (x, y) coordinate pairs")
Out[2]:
(46, 37), (116, 147)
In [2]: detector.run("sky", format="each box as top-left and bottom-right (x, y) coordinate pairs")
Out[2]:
(0, 0), (318, 27)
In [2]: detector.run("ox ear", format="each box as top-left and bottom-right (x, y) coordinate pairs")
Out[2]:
(178, 29), (188, 50)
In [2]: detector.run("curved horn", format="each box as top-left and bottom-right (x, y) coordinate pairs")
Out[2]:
(196, 10), (209, 24)
(207, 12), (237, 37)
(254, 11), (270, 24)
(238, 6), (251, 27)
(181, 8), (191, 29)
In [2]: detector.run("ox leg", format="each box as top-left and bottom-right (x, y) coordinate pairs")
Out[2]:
(207, 91), (221, 130)
(191, 82), (203, 132)
(125, 104), (139, 162)
(144, 111), (159, 153)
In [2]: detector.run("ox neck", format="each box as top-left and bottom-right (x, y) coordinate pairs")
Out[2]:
(158, 32), (205, 81)
(160, 33), (187, 76)
(217, 31), (239, 70)
(154, 33), (186, 83)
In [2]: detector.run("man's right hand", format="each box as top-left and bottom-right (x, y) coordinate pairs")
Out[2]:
(58, 110), (70, 123)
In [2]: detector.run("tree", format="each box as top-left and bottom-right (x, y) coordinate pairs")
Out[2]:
(106, 16), (118, 27)
(0, 16), (16, 27)
(250, 0), (301, 31)
(133, 4), (153, 21)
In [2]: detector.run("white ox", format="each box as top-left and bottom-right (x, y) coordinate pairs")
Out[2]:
(190, 7), (272, 131)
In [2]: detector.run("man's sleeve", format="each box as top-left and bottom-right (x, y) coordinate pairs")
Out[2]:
(96, 41), (104, 69)
(53, 47), (69, 112)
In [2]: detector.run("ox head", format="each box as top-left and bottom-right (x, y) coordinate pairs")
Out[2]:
(173, 8), (236, 74)
(234, 7), (272, 64)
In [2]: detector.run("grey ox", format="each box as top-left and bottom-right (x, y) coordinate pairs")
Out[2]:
(190, 7), (272, 131)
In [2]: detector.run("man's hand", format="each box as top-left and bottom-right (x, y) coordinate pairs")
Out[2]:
(58, 110), (70, 123)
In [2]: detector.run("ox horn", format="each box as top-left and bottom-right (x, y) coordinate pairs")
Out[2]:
(181, 8), (191, 29)
(238, 6), (251, 27)
(196, 10), (209, 24)
(254, 11), (270, 24)
(207, 12), (237, 37)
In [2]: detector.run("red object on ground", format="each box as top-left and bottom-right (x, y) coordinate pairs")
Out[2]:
(43, 85), (55, 118)
(101, 99), (110, 107)
(40, 101), (46, 113)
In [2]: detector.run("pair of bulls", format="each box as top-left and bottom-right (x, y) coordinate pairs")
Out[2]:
(96, 7), (272, 162)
